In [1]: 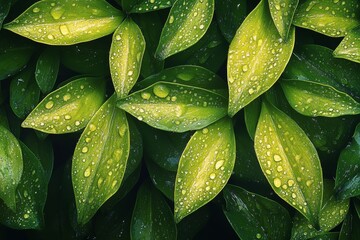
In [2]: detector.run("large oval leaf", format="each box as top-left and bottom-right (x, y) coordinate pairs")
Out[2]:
(174, 117), (236, 222)
(110, 17), (145, 98)
(4, 0), (124, 45)
(0, 124), (23, 211)
(223, 185), (292, 240)
(155, 0), (214, 60)
(72, 95), (130, 225)
(227, 0), (295, 116)
(281, 79), (360, 117)
(334, 27), (360, 63)
(254, 101), (323, 227)
(22, 77), (106, 134)
(117, 82), (228, 132)
(293, 0), (360, 37)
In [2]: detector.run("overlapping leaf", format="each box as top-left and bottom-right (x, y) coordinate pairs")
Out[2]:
(35, 47), (60, 94)
(334, 27), (360, 63)
(130, 0), (176, 13)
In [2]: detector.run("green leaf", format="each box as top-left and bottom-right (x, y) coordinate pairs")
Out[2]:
(334, 123), (360, 200)
(72, 95), (130, 225)
(110, 17), (145, 98)
(130, 0), (176, 13)
(0, 124), (23, 211)
(283, 44), (360, 102)
(227, 0), (295, 116)
(117, 82), (228, 133)
(35, 47), (60, 94)
(155, 0), (215, 60)
(177, 205), (210, 240)
(22, 77), (106, 134)
(0, 0), (11, 29)
(339, 210), (360, 240)
(131, 182), (177, 240)
(309, 233), (339, 240)
(0, 143), (47, 230)
(223, 185), (292, 240)
(215, 0), (247, 43)
(174, 117), (236, 222)
(293, 0), (360, 37)
(268, 0), (299, 39)
(281, 79), (360, 117)
(244, 97), (262, 141)
(254, 101), (323, 227)
(334, 27), (360, 63)
(4, 0), (124, 45)
(10, 65), (41, 119)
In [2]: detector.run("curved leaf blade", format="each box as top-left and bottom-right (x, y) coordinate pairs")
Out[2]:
(254, 101), (323, 227)
(117, 82), (228, 132)
(155, 0), (215, 60)
(35, 47), (60, 94)
(228, 0), (295, 116)
(334, 27), (360, 63)
(174, 117), (236, 222)
(4, 0), (124, 45)
(130, 0), (176, 13)
(281, 79), (360, 117)
(110, 17), (145, 98)
(72, 95), (130, 225)
(22, 77), (106, 134)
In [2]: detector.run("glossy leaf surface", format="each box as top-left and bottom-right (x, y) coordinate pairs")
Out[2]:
(254, 101), (323, 226)
(35, 47), (60, 94)
(117, 82), (227, 132)
(334, 27), (360, 63)
(72, 95), (130, 225)
(228, 0), (295, 116)
(174, 118), (236, 222)
(130, 0), (176, 13)
(22, 77), (106, 134)
(269, 0), (299, 39)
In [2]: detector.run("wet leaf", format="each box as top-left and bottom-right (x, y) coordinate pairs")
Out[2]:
(155, 0), (215, 60)
(223, 185), (292, 240)
(130, 0), (176, 13)
(35, 47), (60, 94)
(254, 101), (323, 226)
(268, 0), (299, 39)
(174, 117), (236, 222)
(4, 0), (124, 45)
(293, 0), (360, 37)
(110, 18), (145, 98)
(0, 124), (23, 211)
(117, 82), (228, 133)
(309, 233), (339, 240)
(227, 0), (295, 116)
(72, 95), (130, 225)
(131, 182), (177, 240)
(244, 97), (262, 140)
(0, 0), (11, 29)
(0, 143), (46, 230)
(334, 123), (360, 200)
(22, 77), (106, 134)
(339, 210), (360, 240)
(281, 79), (360, 117)
(215, 0), (247, 43)
(334, 26), (360, 63)
(10, 65), (41, 119)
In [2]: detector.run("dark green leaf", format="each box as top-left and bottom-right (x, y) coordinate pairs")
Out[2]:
(35, 47), (60, 94)
(309, 233), (339, 240)
(244, 97), (262, 140)
(269, 0), (299, 39)
(130, 0), (176, 13)
(0, 0), (11, 29)
(334, 26), (360, 63)
(177, 205), (210, 240)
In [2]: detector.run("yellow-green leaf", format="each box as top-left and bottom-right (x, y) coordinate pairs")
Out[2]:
(254, 101), (323, 227)
(130, 0), (176, 13)
(174, 117), (235, 222)
(4, 0), (124, 45)
(155, 0), (214, 60)
(72, 95), (130, 225)
(110, 17), (145, 98)
(227, 0), (295, 116)
(334, 27), (360, 63)
(22, 77), (106, 134)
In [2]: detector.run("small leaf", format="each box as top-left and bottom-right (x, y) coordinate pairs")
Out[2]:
(0, 143), (47, 229)
(254, 101), (323, 226)
(22, 77), (106, 134)
(0, 0), (11, 29)
(293, 0), (360, 37)
(334, 123), (360, 200)
(131, 182), (177, 240)
(268, 0), (299, 39)
(130, 0), (176, 13)
(227, 0), (295, 116)
(281, 79), (360, 117)
(174, 117), (236, 222)
(4, 0), (124, 45)
(334, 27), (360, 63)
(244, 97), (262, 140)
(155, 0), (215, 60)
(223, 185), (292, 240)
(35, 47), (60, 94)
(110, 17), (145, 98)
(72, 95), (130, 225)
(0, 124), (23, 211)
(117, 82), (228, 133)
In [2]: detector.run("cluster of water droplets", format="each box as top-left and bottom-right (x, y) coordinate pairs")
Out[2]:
(133, 0), (174, 12)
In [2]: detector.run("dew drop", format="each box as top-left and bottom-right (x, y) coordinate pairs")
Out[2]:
(276, 166), (283, 172)
(274, 178), (282, 187)
(84, 167), (91, 177)
(256, 233), (262, 239)
(199, 24), (205, 30)
(306, 180), (314, 187)
(273, 155), (282, 162)
(169, 15), (174, 24)
(97, 178), (103, 188)
(288, 179), (295, 187)
(215, 160), (224, 170)
(177, 73), (193, 81)
(63, 93), (71, 101)
(242, 65), (249, 72)
(82, 147), (88, 153)
(89, 124), (97, 131)
(23, 213), (30, 219)
(64, 115), (71, 120)
(292, 193), (297, 199)
(59, 25), (70, 35)
(111, 180), (117, 188)
(141, 92), (151, 100)
(153, 84), (170, 98)
(45, 101), (54, 109)
(47, 34), (55, 40)
(202, 128), (209, 134)
(181, 190), (186, 195)
(128, 70), (133, 76)
(275, 4), (281, 10)
(32, 7), (40, 13)
(119, 124), (127, 137)
(209, 173), (216, 179)
(50, 6), (65, 20)
(85, 137), (91, 143)
(115, 35), (121, 41)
